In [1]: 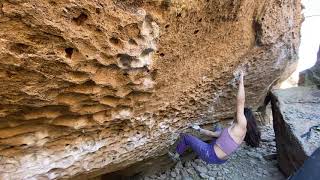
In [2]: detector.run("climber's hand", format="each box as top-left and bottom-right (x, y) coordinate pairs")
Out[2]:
(239, 70), (244, 78)
(191, 124), (201, 131)
(236, 69), (244, 85)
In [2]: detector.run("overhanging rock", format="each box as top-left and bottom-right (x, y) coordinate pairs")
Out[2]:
(0, 0), (301, 179)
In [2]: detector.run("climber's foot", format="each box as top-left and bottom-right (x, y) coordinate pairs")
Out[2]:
(168, 151), (180, 162)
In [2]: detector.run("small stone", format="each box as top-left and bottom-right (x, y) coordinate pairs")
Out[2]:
(249, 159), (256, 164)
(176, 161), (183, 169)
(186, 168), (194, 175)
(181, 170), (189, 177)
(209, 177), (215, 180)
(183, 177), (193, 180)
(194, 159), (202, 164)
(150, 175), (157, 179)
(263, 170), (268, 175)
(191, 161), (197, 167)
(209, 165), (218, 171)
(208, 171), (217, 176)
(226, 168), (232, 173)
(257, 168), (263, 173)
(194, 165), (208, 174)
(171, 171), (177, 178)
(199, 173), (209, 179)
(177, 174), (182, 180)
(185, 161), (192, 167)
(246, 151), (263, 160)
(269, 167), (278, 173)
(159, 174), (166, 179)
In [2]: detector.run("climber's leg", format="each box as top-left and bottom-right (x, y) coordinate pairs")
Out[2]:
(176, 134), (209, 156)
(176, 134), (226, 164)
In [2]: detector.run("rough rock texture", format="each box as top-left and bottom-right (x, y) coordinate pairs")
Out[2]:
(0, 0), (301, 179)
(271, 87), (320, 177)
(299, 46), (320, 87)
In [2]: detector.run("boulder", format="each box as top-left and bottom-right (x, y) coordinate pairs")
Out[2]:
(299, 46), (320, 87)
(0, 0), (301, 179)
(271, 87), (320, 177)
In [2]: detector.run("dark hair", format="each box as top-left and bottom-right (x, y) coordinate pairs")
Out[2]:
(244, 108), (261, 147)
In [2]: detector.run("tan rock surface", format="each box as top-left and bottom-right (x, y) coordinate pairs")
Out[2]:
(0, 0), (301, 179)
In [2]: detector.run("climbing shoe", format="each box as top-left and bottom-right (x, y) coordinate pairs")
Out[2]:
(168, 151), (180, 162)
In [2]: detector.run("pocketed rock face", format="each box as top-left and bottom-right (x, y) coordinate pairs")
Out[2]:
(0, 0), (301, 179)
(271, 87), (320, 177)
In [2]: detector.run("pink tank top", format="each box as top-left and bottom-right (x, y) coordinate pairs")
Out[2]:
(215, 128), (240, 156)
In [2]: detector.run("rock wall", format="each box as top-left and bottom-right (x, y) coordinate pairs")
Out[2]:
(299, 46), (320, 87)
(271, 87), (320, 177)
(0, 0), (301, 179)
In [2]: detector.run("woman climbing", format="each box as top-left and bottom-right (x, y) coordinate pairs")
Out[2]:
(169, 71), (261, 164)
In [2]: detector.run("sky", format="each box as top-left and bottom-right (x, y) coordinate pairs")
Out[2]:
(280, 0), (319, 88)
(297, 0), (320, 71)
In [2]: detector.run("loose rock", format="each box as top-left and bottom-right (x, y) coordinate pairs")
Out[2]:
(271, 87), (320, 177)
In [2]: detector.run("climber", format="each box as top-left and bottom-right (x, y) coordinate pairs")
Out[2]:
(168, 71), (261, 164)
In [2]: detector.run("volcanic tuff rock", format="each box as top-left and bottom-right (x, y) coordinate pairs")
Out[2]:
(271, 87), (320, 177)
(0, 0), (301, 179)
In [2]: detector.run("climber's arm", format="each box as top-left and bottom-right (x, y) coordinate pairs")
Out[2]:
(236, 71), (247, 128)
(199, 128), (221, 138)
(191, 124), (221, 137)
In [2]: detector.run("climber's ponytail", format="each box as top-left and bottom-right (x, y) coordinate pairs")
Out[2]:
(244, 108), (261, 147)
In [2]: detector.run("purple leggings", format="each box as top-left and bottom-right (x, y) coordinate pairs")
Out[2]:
(176, 134), (226, 164)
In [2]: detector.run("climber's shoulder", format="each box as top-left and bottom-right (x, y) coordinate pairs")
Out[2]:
(229, 123), (246, 142)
